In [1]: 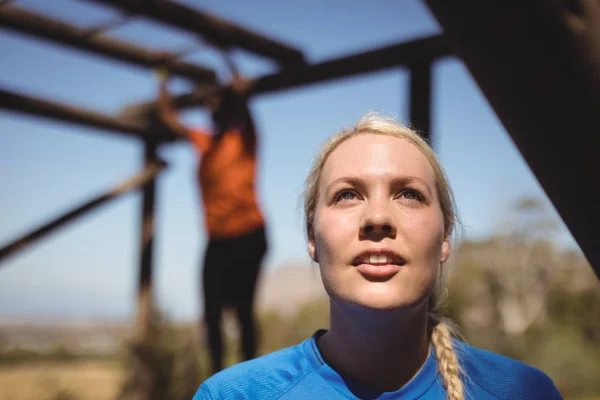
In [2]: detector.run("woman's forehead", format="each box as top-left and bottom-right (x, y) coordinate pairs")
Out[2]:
(320, 133), (436, 184)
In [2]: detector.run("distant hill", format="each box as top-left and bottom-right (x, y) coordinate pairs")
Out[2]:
(256, 262), (327, 317)
(0, 320), (129, 355)
(0, 261), (327, 355)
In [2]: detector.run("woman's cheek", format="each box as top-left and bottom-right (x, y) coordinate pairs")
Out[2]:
(396, 207), (419, 229)
(314, 227), (336, 267)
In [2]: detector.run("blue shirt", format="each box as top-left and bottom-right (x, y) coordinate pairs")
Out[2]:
(193, 330), (562, 399)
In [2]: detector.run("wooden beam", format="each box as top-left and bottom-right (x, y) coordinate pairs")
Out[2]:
(136, 141), (158, 344)
(251, 35), (449, 95)
(0, 87), (173, 141)
(409, 59), (433, 144)
(85, 0), (306, 67)
(131, 141), (159, 400)
(425, 0), (600, 278)
(126, 35), (452, 114)
(0, 5), (216, 82)
(0, 158), (166, 266)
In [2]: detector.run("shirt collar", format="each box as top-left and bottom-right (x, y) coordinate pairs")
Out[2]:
(302, 330), (438, 399)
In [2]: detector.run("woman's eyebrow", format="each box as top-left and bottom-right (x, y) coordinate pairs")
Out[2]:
(324, 177), (363, 193)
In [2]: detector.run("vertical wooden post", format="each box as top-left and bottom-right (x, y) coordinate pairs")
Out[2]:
(136, 140), (157, 342)
(133, 140), (158, 400)
(409, 59), (433, 146)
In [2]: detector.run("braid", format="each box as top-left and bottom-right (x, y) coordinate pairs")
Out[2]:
(431, 320), (465, 400)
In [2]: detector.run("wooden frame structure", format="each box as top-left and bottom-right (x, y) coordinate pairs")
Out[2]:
(1, 0), (599, 397)
(425, 0), (600, 277)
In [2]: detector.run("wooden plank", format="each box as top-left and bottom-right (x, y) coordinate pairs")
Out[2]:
(0, 159), (166, 265)
(0, 5), (216, 82)
(0, 87), (172, 141)
(126, 35), (452, 114)
(425, 0), (600, 278)
(85, 0), (306, 66)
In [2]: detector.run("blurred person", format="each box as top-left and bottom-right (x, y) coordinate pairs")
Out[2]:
(191, 114), (562, 399)
(157, 68), (268, 374)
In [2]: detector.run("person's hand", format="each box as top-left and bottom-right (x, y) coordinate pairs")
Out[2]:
(154, 51), (173, 85)
(155, 67), (170, 85)
(230, 75), (254, 94)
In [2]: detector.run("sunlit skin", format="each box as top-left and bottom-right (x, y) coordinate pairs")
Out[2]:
(308, 133), (451, 391)
(308, 133), (450, 311)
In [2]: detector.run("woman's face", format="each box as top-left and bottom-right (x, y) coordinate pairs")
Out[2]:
(309, 133), (450, 311)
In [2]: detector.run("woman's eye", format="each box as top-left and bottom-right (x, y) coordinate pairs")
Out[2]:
(399, 189), (424, 202)
(334, 190), (358, 202)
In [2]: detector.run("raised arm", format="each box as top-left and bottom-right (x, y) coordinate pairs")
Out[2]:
(157, 85), (192, 140)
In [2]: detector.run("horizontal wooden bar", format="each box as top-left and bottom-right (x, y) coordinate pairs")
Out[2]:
(126, 35), (452, 114)
(85, 0), (306, 66)
(0, 87), (173, 141)
(0, 5), (216, 82)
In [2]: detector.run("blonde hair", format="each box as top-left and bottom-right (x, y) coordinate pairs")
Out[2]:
(303, 113), (465, 400)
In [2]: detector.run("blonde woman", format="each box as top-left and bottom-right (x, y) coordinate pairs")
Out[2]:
(192, 114), (562, 399)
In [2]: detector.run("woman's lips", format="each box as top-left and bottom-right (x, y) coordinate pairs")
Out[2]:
(352, 249), (406, 266)
(351, 249), (406, 281)
(355, 263), (401, 281)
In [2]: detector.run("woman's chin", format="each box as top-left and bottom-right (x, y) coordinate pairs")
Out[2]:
(358, 299), (411, 311)
(327, 282), (428, 312)
(346, 292), (419, 311)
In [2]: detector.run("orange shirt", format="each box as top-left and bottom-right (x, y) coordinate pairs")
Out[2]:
(189, 128), (265, 239)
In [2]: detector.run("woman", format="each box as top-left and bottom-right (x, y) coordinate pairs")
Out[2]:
(158, 74), (268, 374)
(191, 114), (562, 399)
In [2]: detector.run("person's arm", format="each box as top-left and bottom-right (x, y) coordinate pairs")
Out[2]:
(231, 75), (258, 138)
(156, 77), (193, 140)
(156, 71), (213, 153)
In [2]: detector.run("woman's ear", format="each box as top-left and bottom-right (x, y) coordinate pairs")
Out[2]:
(307, 225), (319, 263)
(441, 236), (451, 263)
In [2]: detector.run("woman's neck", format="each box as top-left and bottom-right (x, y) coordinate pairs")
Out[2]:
(318, 300), (431, 392)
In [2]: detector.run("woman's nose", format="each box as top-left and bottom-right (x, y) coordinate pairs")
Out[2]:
(359, 201), (397, 238)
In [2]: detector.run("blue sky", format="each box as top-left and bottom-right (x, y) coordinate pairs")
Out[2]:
(0, 0), (579, 322)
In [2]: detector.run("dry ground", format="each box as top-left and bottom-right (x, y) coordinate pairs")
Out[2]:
(0, 361), (123, 400)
